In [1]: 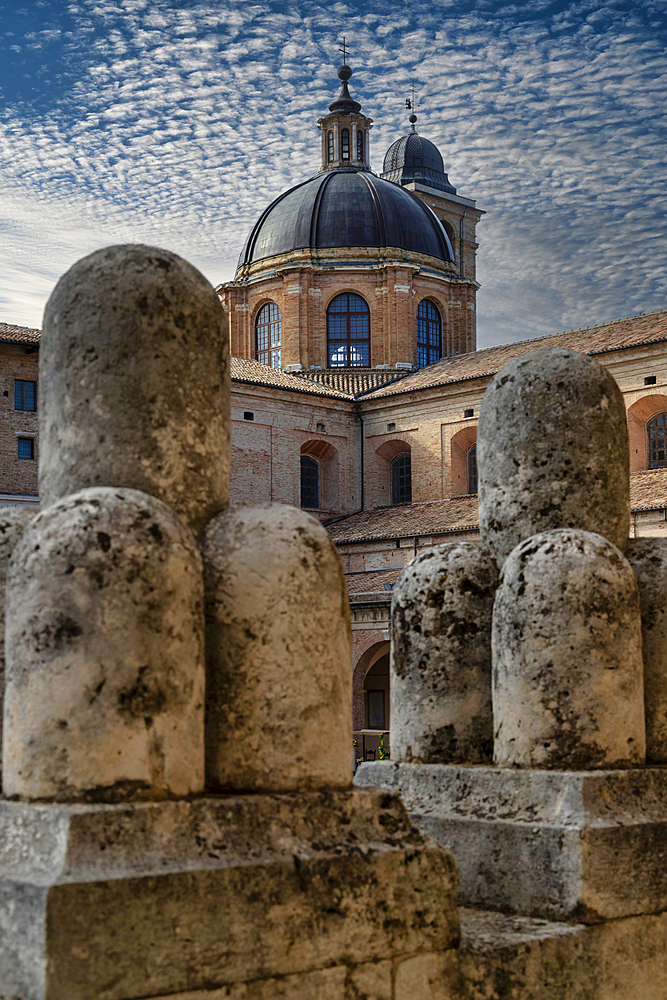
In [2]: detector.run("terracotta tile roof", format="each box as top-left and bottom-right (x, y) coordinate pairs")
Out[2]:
(0, 323), (41, 345)
(293, 367), (412, 397)
(629, 469), (667, 511)
(367, 310), (667, 398)
(329, 469), (667, 543)
(230, 357), (353, 400)
(345, 568), (402, 601)
(328, 495), (480, 543)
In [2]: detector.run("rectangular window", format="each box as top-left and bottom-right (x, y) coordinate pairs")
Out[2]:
(17, 438), (34, 459)
(14, 380), (36, 411)
(368, 690), (385, 729)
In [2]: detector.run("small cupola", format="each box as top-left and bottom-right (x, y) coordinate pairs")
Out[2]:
(317, 63), (373, 172)
(381, 109), (456, 194)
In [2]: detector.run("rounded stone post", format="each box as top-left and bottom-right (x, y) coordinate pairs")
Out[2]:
(478, 348), (630, 566)
(39, 244), (229, 538)
(203, 502), (352, 793)
(4, 488), (205, 802)
(391, 542), (498, 764)
(626, 538), (667, 763)
(493, 529), (645, 769)
(0, 508), (36, 767)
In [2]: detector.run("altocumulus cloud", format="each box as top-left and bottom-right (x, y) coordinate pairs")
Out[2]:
(0, 0), (665, 347)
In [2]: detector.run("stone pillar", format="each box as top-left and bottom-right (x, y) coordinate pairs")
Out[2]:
(493, 529), (645, 769)
(0, 507), (35, 767)
(391, 541), (498, 763)
(39, 244), (229, 539)
(4, 487), (205, 801)
(203, 502), (352, 792)
(478, 347), (630, 565)
(626, 538), (667, 763)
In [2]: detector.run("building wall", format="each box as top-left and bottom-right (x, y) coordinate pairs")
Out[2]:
(230, 383), (359, 518)
(0, 344), (39, 496)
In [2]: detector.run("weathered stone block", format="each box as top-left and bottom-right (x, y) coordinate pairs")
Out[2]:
(355, 761), (667, 923)
(478, 348), (630, 565)
(0, 507), (35, 765)
(493, 529), (645, 769)
(0, 790), (459, 1000)
(450, 906), (667, 1000)
(151, 961), (393, 999)
(626, 538), (667, 763)
(4, 487), (205, 802)
(391, 541), (498, 764)
(203, 503), (352, 793)
(39, 244), (229, 538)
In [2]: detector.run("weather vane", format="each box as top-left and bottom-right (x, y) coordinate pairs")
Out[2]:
(405, 82), (419, 129)
(339, 36), (349, 64)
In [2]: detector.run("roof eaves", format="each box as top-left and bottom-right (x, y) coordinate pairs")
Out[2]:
(230, 376), (353, 401)
(333, 521), (480, 545)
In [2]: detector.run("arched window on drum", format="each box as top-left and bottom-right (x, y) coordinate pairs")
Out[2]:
(255, 302), (282, 370)
(416, 299), (442, 369)
(648, 412), (667, 468)
(327, 293), (370, 367)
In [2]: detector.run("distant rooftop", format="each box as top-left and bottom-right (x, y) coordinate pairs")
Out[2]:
(293, 367), (411, 397)
(230, 358), (353, 400)
(367, 310), (667, 399)
(0, 322), (41, 345)
(330, 469), (667, 544)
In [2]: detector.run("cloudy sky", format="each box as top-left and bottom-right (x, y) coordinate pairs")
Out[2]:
(1, 0), (665, 347)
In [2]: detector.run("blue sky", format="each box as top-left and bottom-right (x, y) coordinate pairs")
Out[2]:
(1, 0), (665, 348)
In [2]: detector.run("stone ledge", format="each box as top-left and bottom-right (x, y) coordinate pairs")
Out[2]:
(355, 762), (667, 922)
(0, 788), (428, 885)
(0, 790), (459, 1000)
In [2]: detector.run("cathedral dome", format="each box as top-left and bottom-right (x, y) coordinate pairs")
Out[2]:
(381, 132), (456, 195)
(238, 167), (454, 267)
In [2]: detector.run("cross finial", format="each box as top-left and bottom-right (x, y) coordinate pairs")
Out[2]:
(339, 36), (349, 63)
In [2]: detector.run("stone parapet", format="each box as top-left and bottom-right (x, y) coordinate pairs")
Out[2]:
(355, 761), (667, 923)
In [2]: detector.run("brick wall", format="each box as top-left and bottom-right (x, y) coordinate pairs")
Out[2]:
(230, 382), (359, 518)
(220, 250), (475, 372)
(0, 344), (39, 495)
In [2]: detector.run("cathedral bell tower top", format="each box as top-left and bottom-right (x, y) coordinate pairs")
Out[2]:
(317, 54), (373, 173)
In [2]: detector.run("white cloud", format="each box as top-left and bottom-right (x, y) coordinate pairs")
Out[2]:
(0, 0), (665, 350)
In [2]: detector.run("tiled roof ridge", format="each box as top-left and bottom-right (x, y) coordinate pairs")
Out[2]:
(0, 322), (41, 344)
(230, 357), (353, 400)
(329, 467), (667, 542)
(292, 367), (413, 398)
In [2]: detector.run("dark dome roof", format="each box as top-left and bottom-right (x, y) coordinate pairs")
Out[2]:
(239, 168), (454, 267)
(381, 132), (456, 195)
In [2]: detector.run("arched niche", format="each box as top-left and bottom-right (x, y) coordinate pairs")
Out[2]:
(375, 440), (412, 506)
(628, 394), (667, 472)
(450, 425), (477, 496)
(301, 440), (339, 511)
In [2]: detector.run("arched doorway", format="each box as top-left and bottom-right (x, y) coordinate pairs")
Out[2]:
(352, 641), (390, 765)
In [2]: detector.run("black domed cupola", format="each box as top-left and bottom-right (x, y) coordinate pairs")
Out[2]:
(382, 113), (456, 194)
(238, 170), (455, 266)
